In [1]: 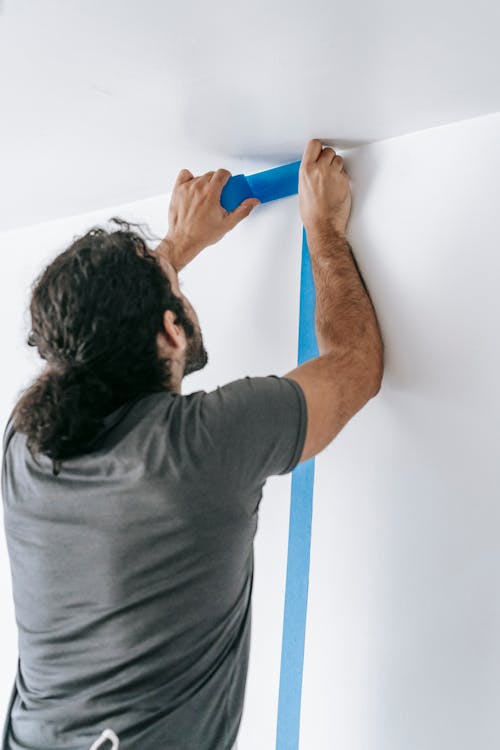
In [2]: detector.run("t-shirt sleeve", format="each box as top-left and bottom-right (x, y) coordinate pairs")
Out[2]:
(2, 408), (16, 458)
(198, 375), (308, 491)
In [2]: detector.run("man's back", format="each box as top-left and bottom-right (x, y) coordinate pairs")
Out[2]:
(2, 376), (307, 750)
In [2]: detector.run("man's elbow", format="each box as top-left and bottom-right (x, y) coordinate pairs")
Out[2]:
(369, 350), (384, 398)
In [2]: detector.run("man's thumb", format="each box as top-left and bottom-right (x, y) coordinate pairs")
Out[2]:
(228, 198), (260, 225)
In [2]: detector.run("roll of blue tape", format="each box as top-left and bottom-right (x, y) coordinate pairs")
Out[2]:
(220, 160), (301, 212)
(220, 174), (254, 212)
(221, 164), (317, 750)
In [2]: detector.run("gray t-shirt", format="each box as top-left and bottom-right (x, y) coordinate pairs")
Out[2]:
(1, 375), (307, 750)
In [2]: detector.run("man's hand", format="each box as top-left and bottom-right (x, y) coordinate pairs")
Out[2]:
(298, 139), (351, 238)
(158, 168), (260, 272)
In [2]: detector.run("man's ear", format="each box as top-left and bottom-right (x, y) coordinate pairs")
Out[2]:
(161, 309), (187, 352)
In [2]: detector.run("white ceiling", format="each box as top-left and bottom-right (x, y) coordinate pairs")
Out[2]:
(1, 0), (499, 232)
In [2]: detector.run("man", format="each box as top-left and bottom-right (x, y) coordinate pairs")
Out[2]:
(1, 139), (383, 750)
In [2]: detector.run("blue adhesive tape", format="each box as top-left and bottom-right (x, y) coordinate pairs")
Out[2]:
(221, 166), (318, 750)
(220, 161), (301, 212)
(220, 174), (254, 212)
(275, 228), (318, 750)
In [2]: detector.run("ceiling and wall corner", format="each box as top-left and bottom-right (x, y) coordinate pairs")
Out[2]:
(0, 0), (499, 232)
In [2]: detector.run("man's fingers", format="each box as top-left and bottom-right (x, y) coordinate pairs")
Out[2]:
(319, 146), (337, 164)
(210, 168), (232, 192)
(200, 170), (216, 182)
(302, 138), (323, 165)
(226, 198), (260, 228)
(175, 168), (194, 186)
(333, 154), (344, 170)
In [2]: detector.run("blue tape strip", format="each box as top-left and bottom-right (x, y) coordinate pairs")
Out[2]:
(221, 167), (318, 750)
(220, 161), (301, 211)
(276, 227), (318, 750)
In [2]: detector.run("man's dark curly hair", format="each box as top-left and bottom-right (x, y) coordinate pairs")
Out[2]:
(12, 217), (195, 475)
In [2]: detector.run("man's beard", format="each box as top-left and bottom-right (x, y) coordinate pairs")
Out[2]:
(183, 321), (208, 376)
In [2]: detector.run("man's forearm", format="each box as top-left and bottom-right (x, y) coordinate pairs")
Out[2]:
(306, 226), (384, 378)
(156, 237), (179, 270)
(155, 237), (187, 273)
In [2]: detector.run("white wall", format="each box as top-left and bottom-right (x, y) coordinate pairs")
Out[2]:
(1, 111), (499, 749)
(298, 111), (500, 750)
